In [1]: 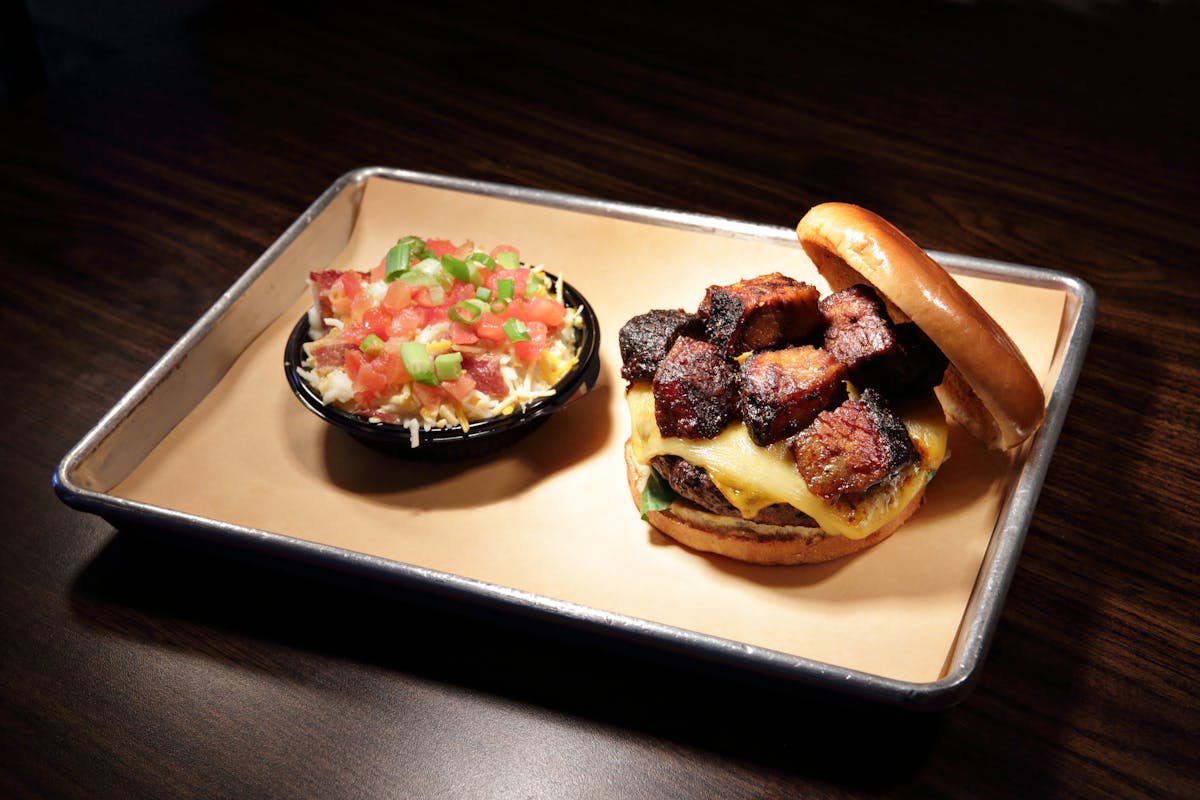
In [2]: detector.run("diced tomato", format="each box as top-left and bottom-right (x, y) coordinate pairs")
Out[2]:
(501, 297), (526, 322)
(513, 320), (548, 362)
(424, 239), (457, 258)
(344, 347), (365, 379)
(423, 306), (448, 327)
(353, 360), (390, 404)
(375, 348), (409, 386)
(387, 307), (424, 339)
(340, 320), (370, 347)
(361, 306), (393, 339)
(411, 381), (446, 411)
(382, 280), (413, 310)
(475, 312), (507, 342)
(351, 347), (410, 405)
(446, 281), (477, 306)
(440, 375), (477, 403)
(487, 268), (530, 298)
(350, 290), (375, 321)
(370, 259), (387, 282)
(450, 321), (479, 345)
(525, 296), (566, 327)
(329, 271), (364, 316)
(415, 286), (448, 308)
(344, 314), (396, 348)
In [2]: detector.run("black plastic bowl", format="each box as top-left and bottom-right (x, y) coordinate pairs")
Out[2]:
(284, 276), (601, 459)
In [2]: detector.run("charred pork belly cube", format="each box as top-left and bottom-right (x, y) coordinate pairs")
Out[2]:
(819, 284), (947, 394)
(890, 322), (949, 393)
(790, 388), (918, 500)
(819, 284), (899, 385)
(699, 273), (821, 357)
(738, 345), (848, 445)
(653, 336), (739, 439)
(619, 309), (704, 382)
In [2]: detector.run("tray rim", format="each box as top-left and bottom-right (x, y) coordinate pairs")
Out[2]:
(53, 165), (1097, 709)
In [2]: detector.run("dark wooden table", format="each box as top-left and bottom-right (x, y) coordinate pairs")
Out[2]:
(4, 1), (1197, 797)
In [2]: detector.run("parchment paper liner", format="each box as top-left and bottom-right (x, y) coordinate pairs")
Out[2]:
(114, 177), (1066, 683)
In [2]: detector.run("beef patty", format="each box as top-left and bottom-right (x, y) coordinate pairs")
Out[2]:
(650, 454), (817, 527)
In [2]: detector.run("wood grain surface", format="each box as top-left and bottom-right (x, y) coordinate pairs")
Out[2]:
(3, 1), (1197, 797)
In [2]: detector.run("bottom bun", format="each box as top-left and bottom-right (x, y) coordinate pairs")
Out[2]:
(624, 441), (925, 565)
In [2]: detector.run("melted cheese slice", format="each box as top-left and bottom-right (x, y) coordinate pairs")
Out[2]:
(626, 383), (948, 540)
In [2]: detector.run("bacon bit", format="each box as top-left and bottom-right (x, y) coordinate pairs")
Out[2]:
(304, 337), (353, 369)
(463, 354), (508, 398)
(309, 270), (343, 319)
(354, 408), (404, 424)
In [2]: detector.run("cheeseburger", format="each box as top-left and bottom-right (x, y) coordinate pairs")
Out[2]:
(619, 203), (1045, 565)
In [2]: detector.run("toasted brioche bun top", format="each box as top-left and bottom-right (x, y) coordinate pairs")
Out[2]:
(797, 202), (1045, 450)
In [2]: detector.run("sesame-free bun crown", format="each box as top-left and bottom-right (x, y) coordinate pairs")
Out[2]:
(797, 202), (1045, 450)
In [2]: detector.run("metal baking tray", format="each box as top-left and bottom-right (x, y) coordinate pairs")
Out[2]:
(54, 167), (1095, 709)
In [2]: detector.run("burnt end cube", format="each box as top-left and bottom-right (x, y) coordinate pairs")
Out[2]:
(820, 284), (901, 385)
(738, 345), (848, 445)
(653, 336), (740, 439)
(790, 388), (918, 500)
(820, 284), (947, 394)
(618, 309), (704, 382)
(699, 273), (821, 357)
(890, 322), (949, 393)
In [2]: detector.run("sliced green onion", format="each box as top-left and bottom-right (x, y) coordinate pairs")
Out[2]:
(490, 298), (510, 314)
(467, 252), (496, 269)
(427, 285), (446, 306)
(398, 257), (449, 288)
(405, 238), (435, 262)
(475, 286), (493, 301)
(434, 352), (463, 381)
(359, 334), (385, 355)
(524, 272), (546, 297)
(385, 240), (413, 282)
(496, 278), (515, 302)
(397, 271), (439, 287)
(448, 298), (488, 324)
(502, 317), (530, 342)
(495, 251), (520, 271)
(399, 341), (438, 385)
(440, 255), (471, 283)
